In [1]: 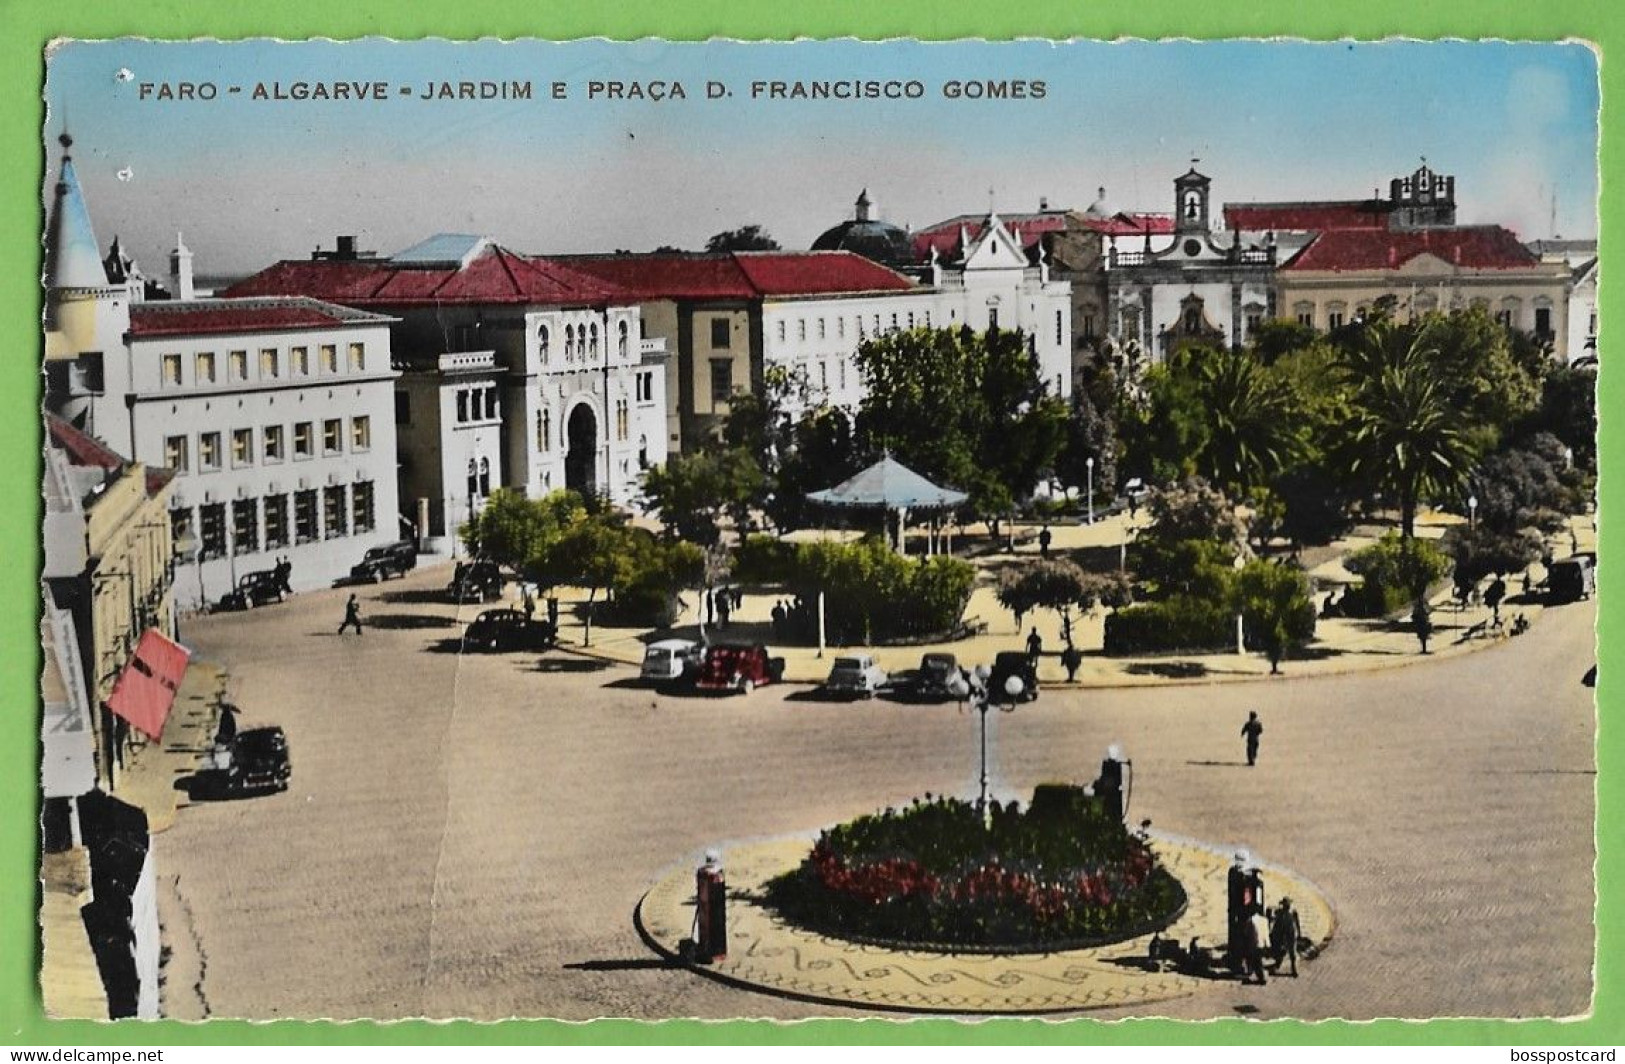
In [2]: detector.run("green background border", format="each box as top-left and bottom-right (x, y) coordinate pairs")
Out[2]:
(1, 0), (1615, 1047)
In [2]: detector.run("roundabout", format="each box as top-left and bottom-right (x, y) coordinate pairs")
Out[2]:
(636, 831), (1335, 1015)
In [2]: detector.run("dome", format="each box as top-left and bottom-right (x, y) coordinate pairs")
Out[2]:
(811, 189), (916, 270)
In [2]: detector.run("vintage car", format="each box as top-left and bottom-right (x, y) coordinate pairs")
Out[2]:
(987, 650), (1041, 703)
(447, 560), (505, 604)
(350, 540), (418, 582)
(694, 643), (785, 695)
(463, 609), (557, 652)
(641, 638), (704, 684)
(191, 726), (292, 799)
(909, 652), (961, 702)
(1547, 554), (1596, 604)
(216, 569), (287, 611)
(822, 654), (888, 699)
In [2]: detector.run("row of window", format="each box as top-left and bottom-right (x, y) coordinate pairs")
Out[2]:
(455, 386), (501, 424)
(160, 341), (368, 389)
(538, 320), (633, 362)
(163, 417), (372, 473)
(774, 309), (939, 346)
(1290, 299), (1553, 335)
(172, 482), (376, 558)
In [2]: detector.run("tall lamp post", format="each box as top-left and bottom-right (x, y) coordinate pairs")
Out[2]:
(947, 664), (1027, 817)
(1086, 456), (1095, 526)
(1468, 494), (1478, 532)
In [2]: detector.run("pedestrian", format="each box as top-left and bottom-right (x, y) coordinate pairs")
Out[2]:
(705, 588), (715, 628)
(717, 591), (731, 629)
(1270, 897), (1302, 977)
(1486, 576), (1507, 627)
(213, 701), (239, 747)
(522, 585), (536, 621)
(338, 593), (364, 636)
(1241, 710), (1263, 767)
(1243, 905), (1270, 985)
(771, 600), (787, 640)
(732, 585), (744, 611)
(1026, 627), (1043, 664)
(276, 556), (293, 596)
(1038, 524), (1053, 558)
(1061, 644), (1084, 682)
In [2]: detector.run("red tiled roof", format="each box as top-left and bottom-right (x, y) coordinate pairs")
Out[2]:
(128, 297), (391, 338)
(551, 251), (918, 301)
(1081, 213), (1176, 238)
(225, 246), (615, 307)
(911, 211), (1173, 260)
(1282, 226), (1541, 272)
(1224, 201), (1389, 232)
(45, 412), (174, 496)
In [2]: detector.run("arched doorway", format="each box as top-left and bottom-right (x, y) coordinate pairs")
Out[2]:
(565, 403), (598, 495)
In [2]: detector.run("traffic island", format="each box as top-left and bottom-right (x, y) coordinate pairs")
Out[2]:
(636, 829), (1334, 1015)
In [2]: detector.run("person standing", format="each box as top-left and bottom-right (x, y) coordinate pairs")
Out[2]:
(1270, 896), (1302, 977)
(1038, 524), (1053, 558)
(1241, 710), (1264, 767)
(338, 593), (364, 636)
(1026, 627), (1044, 665)
(1243, 905), (1270, 985)
(276, 556), (293, 596)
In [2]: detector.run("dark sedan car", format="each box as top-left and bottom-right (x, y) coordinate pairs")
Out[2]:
(911, 652), (960, 702)
(448, 560), (505, 603)
(190, 726), (292, 799)
(216, 570), (286, 611)
(464, 609), (558, 652)
(987, 651), (1040, 703)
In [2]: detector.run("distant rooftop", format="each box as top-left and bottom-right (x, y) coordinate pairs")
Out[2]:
(128, 296), (396, 338)
(390, 233), (492, 269)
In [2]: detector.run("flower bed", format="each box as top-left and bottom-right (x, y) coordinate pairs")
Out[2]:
(764, 789), (1185, 952)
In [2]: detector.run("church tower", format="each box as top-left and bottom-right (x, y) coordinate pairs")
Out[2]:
(169, 232), (195, 301)
(43, 131), (132, 426)
(1173, 165), (1212, 235)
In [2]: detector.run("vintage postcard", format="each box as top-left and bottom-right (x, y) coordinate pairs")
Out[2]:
(32, 35), (1601, 1031)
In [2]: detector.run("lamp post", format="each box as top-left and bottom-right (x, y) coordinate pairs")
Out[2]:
(1468, 494), (1478, 532)
(1086, 456), (1095, 526)
(946, 664), (1026, 817)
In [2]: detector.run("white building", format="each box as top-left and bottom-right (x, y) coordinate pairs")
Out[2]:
(42, 134), (405, 605)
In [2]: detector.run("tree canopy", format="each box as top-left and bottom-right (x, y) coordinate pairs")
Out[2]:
(704, 225), (781, 252)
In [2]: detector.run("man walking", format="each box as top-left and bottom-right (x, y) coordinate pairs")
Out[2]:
(338, 593), (364, 636)
(1270, 896), (1302, 977)
(1038, 524), (1053, 558)
(1241, 710), (1264, 767)
(1026, 627), (1044, 665)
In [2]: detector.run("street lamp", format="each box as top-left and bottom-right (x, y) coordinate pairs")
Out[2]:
(1468, 494), (1478, 532)
(946, 664), (1026, 817)
(1086, 456), (1095, 526)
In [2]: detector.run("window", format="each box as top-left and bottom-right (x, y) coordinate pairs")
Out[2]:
(162, 353), (182, 386)
(347, 342), (364, 372)
(907, 312), (915, 329)
(1535, 306), (1553, 338)
(320, 344), (338, 374)
(293, 422), (314, 459)
(890, 313), (899, 331)
(170, 507), (193, 550)
(477, 457), (492, 497)
(537, 407), (551, 452)
(263, 495), (289, 550)
(1055, 310), (1063, 345)
(228, 349), (248, 381)
(352, 481), (375, 533)
(199, 432), (222, 471)
(352, 415), (371, 451)
(231, 428), (253, 467)
(164, 435), (189, 473)
(395, 392), (411, 425)
(323, 486), (348, 539)
(616, 398), (630, 441)
(456, 391), (469, 423)
(1293, 303), (1314, 328)
(839, 359), (847, 391)
(196, 351), (217, 384)
(260, 348), (280, 379)
(837, 317), (845, 339)
(484, 386), (500, 420)
(710, 358), (733, 404)
(323, 419), (343, 455)
(987, 308), (998, 330)
(1328, 311), (1345, 330)
(636, 371), (653, 403)
(712, 318), (731, 348)
(293, 490), (318, 544)
(199, 503), (226, 559)
(1083, 313), (1096, 339)
(263, 424), (284, 462)
(538, 325), (550, 358)
(1185, 308), (1201, 332)
(776, 321), (786, 343)
(564, 324), (576, 359)
(617, 320), (629, 358)
(818, 361), (828, 390)
(1246, 313), (1263, 335)
(817, 318), (826, 339)
(232, 499), (259, 554)
(292, 346), (310, 376)
(588, 323), (599, 356)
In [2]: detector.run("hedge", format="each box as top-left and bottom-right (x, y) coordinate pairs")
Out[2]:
(1103, 595), (1234, 655)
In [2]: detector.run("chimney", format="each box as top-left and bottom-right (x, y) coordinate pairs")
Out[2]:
(168, 232), (195, 301)
(337, 235), (357, 260)
(1039, 196), (1049, 211)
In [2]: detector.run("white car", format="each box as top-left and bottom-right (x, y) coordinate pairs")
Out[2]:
(641, 638), (703, 683)
(823, 655), (888, 699)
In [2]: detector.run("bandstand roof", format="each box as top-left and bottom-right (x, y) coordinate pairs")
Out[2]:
(805, 455), (967, 510)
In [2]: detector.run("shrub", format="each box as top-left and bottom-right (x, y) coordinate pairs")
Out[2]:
(733, 534), (797, 585)
(1103, 595), (1235, 654)
(764, 792), (1184, 950)
(1343, 533), (1451, 618)
(783, 537), (975, 644)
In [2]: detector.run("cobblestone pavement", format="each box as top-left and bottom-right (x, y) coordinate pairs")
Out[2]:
(153, 563), (1596, 1023)
(636, 834), (1333, 1014)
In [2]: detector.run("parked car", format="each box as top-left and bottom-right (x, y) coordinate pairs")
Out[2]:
(641, 638), (704, 684)
(1547, 554), (1596, 604)
(350, 540), (417, 582)
(695, 643), (785, 695)
(987, 651), (1040, 703)
(463, 609), (557, 652)
(447, 560), (505, 603)
(216, 569), (287, 611)
(191, 726), (292, 799)
(909, 652), (960, 702)
(823, 654), (888, 699)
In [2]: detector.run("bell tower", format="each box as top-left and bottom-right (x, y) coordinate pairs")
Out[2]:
(1174, 163), (1212, 234)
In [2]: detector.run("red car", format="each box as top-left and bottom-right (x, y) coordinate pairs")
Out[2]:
(694, 643), (786, 695)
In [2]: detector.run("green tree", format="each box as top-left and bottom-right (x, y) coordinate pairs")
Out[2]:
(995, 559), (1130, 650)
(460, 488), (588, 572)
(1117, 362), (1209, 487)
(639, 447), (765, 547)
(1440, 524), (1544, 597)
(527, 513), (641, 646)
(1523, 364), (1597, 473)
(1343, 532), (1452, 616)
(1232, 559), (1315, 674)
(705, 224), (781, 252)
(1248, 318), (1321, 365)
(852, 326), (1068, 530)
(1188, 346), (1303, 493)
(1335, 318), (1474, 539)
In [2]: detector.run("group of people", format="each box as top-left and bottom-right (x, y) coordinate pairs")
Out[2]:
(1227, 850), (1303, 984)
(706, 585), (742, 629)
(273, 556), (294, 597)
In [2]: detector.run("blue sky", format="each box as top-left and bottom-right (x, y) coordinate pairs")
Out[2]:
(43, 38), (1599, 277)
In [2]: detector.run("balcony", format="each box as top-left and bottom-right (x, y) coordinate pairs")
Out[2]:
(436, 350), (497, 375)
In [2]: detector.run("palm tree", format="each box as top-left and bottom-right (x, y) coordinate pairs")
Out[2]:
(1192, 347), (1302, 493)
(1336, 320), (1474, 539)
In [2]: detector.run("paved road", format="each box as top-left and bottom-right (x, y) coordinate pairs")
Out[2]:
(156, 565), (1596, 1021)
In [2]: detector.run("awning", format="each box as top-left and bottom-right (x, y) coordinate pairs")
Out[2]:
(105, 628), (191, 741)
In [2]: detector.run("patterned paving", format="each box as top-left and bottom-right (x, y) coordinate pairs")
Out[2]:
(637, 833), (1333, 1014)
